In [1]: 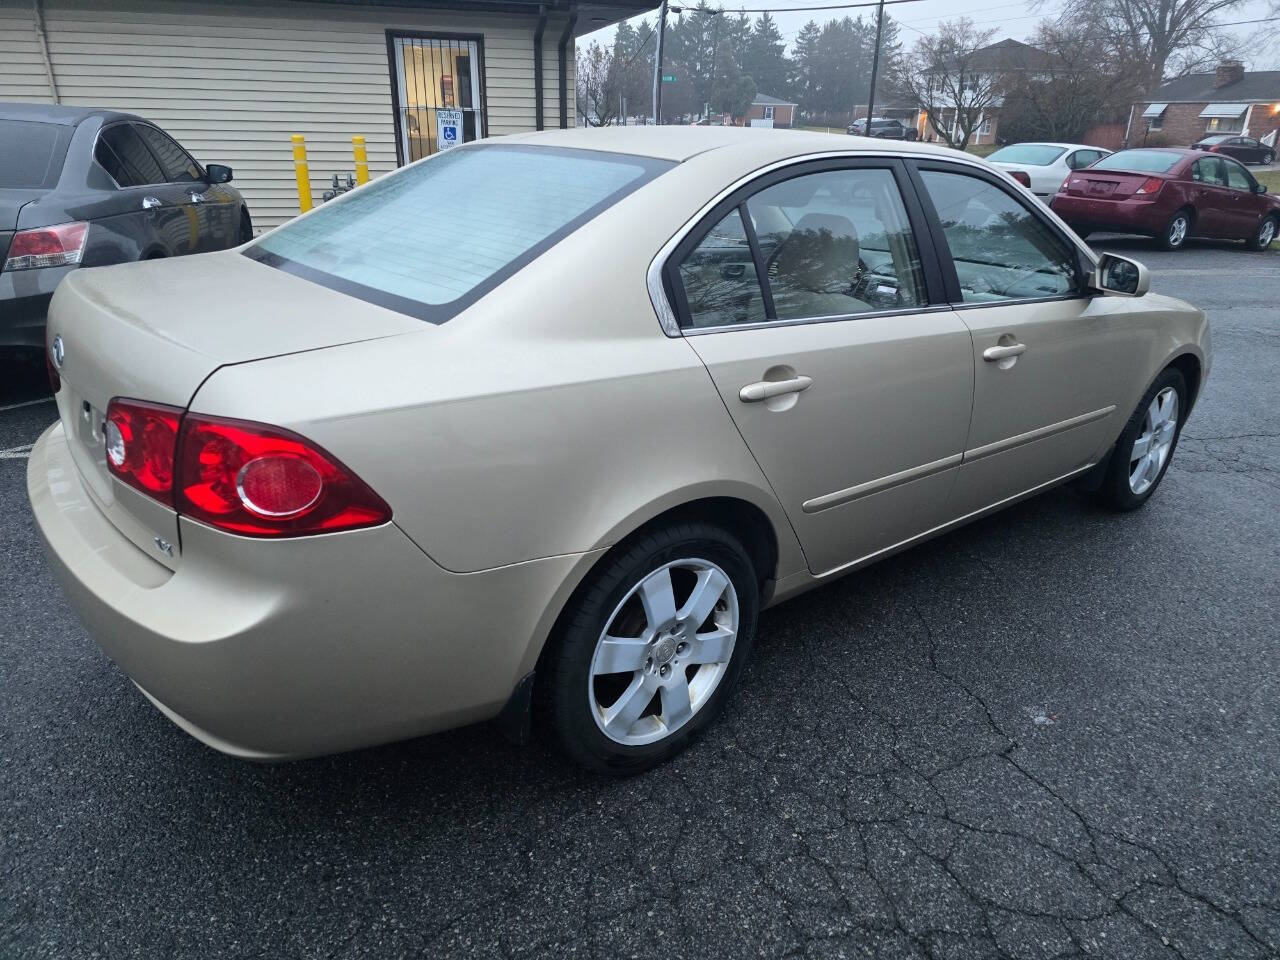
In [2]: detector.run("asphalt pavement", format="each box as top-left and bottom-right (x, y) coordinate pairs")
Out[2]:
(2, 237), (1278, 959)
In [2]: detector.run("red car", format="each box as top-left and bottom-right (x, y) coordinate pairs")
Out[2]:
(1050, 148), (1279, 251)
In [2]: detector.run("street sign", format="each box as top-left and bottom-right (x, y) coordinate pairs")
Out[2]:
(662, 74), (677, 83)
(436, 108), (463, 150)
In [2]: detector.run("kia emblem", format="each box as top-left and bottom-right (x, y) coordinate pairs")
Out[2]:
(51, 335), (65, 368)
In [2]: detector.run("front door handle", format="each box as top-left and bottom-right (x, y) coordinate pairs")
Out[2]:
(141, 196), (163, 210)
(739, 375), (813, 403)
(188, 191), (206, 204)
(983, 343), (1027, 362)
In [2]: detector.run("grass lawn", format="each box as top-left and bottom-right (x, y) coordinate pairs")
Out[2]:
(1257, 169), (1280, 193)
(965, 144), (1000, 157)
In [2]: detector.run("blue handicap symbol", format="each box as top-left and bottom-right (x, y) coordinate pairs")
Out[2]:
(443, 126), (458, 142)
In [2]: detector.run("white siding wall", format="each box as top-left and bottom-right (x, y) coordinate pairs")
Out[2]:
(1, 0), (576, 228)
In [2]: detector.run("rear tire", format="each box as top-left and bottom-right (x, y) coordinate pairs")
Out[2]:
(1157, 210), (1191, 251)
(538, 521), (759, 775)
(1245, 215), (1277, 251)
(1263, 151), (1275, 165)
(1095, 367), (1187, 511)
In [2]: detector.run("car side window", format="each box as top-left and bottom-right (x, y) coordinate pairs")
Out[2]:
(677, 210), (767, 329)
(134, 124), (202, 183)
(918, 168), (1078, 303)
(1074, 150), (1101, 168)
(93, 137), (138, 187)
(1224, 160), (1253, 191)
(744, 168), (927, 321)
(1195, 156), (1228, 186)
(99, 124), (165, 185)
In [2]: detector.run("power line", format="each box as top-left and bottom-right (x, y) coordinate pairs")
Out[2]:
(722, 0), (924, 13)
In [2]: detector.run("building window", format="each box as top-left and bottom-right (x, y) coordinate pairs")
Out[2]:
(1206, 116), (1244, 133)
(390, 33), (486, 164)
(763, 105), (774, 120)
(1148, 115), (1163, 130)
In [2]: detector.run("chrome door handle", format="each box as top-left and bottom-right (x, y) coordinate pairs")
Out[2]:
(141, 196), (163, 210)
(739, 375), (813, 403)
(188, 191), (205, 203)
(983, 343), (1027, 362)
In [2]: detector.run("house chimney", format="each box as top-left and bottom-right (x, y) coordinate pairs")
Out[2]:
(1214, 60), (1244, 88)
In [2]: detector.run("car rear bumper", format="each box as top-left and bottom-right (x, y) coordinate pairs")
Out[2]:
(1049, 195), (1170, 235)
(0, 264), (74, 348)
(28, 421), (591, 759)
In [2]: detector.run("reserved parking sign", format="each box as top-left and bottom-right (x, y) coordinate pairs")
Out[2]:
(436, 109), (463, 150)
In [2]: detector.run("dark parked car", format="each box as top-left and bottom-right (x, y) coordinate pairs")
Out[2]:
(1191, 134), (1276, 165)
(1050, 147), (1279, 251)
(1, 102), (251, 349)
(847, 117), (917, 140)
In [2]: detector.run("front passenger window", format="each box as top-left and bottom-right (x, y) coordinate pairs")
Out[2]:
(1225, 161), (1252, 191)
(919, 169), (1078, 303)
(134, 124), (202, 183)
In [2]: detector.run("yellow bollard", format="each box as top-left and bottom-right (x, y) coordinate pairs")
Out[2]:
(291, 134), (312, 213)
(352, 135), (369, 186)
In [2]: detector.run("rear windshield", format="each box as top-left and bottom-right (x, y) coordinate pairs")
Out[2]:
(987, 144), (1066, 166)
(0, 120), (70, 188)
(247, 144), (671, 323)
(1092, 150), (1181, 173)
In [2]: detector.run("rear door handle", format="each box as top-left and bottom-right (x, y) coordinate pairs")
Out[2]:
(983, 343), (1027, 362)
(141, 196), (163, 210)
(739, 375), (813, 402)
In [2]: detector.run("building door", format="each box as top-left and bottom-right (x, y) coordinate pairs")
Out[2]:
(391, 34), (485, 164)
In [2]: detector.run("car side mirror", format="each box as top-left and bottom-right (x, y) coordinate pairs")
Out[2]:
(1255, 183), (1268, 194)
(1092, 253), (1149, 297)
(205, 163), (233, 184)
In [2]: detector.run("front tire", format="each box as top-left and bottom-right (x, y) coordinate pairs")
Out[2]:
(1157, 210), (1191, 250)
(539, 522), (759, 775)
(1096, 368), (1187, 511)
(1246, 215), (1277, 251)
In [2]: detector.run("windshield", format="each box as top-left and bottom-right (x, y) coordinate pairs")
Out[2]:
(1092, 150), (1181, 173)
(0, 120), (69, 188)
(247, 145), (671, 323)
(987, 144), (1067, 166)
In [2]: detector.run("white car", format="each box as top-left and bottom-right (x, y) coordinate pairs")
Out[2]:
(986, 142), (1112, 198)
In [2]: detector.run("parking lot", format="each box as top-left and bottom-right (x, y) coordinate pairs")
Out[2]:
(2, 238), (1277, 959)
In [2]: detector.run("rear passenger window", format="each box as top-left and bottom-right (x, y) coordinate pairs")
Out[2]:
(94, 138), (137, 187)
(100, 124), (165, 185)
(919, 169), (1078, 303)
(134, 124), (202, 183)
(673, 166), (928, 329)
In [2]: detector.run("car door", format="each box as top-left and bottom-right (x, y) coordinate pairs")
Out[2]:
(97, 122), (201, 256)
(1222, 158), (1264, 235)
(1189, 156), (1230, 235)
(133, 122), (233, 252)
(665, 159), (975, 575)
(910, 162), (1139, 515)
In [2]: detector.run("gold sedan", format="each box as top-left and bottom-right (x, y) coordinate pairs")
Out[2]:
(28, 128), (1209, 773)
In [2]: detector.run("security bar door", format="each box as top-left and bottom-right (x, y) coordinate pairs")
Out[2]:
(392, 34), (485, 163)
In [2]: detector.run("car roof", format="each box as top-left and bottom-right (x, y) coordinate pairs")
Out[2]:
(504, 126), (966, 163)
(993, 142), (1105, 150)
(0, 101), (141, 126)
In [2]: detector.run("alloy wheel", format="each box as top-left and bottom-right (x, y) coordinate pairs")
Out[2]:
(1129, 386), (1179, 495)
(1169, 215), (1188, 248)
(588, 558), (739, 746)
(1259, 219), (1277, 248)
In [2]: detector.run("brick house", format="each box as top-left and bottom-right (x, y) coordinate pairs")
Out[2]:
(1128, 61), (1280, 149)
(740, 94), (796, 129)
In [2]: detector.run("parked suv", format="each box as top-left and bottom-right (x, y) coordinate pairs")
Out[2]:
(847, 117), (917, 140)
(1, 102), (251, 349)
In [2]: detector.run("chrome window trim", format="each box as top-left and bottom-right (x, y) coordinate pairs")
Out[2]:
(646, 149), (1098, 339)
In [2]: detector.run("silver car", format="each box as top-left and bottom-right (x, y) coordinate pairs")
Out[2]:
(28, 128), (1210, 774)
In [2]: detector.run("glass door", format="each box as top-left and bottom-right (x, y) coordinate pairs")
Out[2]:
(392, 35), (485, 163)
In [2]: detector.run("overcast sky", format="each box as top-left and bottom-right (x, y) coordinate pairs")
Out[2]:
(580, 0), (1279, 70)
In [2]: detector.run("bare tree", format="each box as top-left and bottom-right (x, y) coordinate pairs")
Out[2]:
(893, 19), (1001, 150)
(1043, 0), (1252, 92)
(576, 40), (620, 127)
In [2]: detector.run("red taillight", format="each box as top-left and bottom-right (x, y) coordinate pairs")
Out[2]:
(105, 399), (182, 505)
(1009, 170), (1031, 187)
(174, 414), (391, 537)
(1208, 145), (1220, 152)
(103, 402), (391, 537)
(3, 221), (88, 272)
(1134, 177), (1164, 197)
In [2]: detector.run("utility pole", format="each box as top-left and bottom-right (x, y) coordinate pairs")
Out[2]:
(652, 0), (670, 124)
(864, 0), (885, 130)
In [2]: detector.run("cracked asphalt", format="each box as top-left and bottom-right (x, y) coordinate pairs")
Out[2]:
(2, 237), (1278, 959)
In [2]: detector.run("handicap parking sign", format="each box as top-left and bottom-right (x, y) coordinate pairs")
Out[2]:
(436, 109), (463, 151)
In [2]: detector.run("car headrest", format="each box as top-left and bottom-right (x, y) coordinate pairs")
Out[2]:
(771, 213), (860, 292)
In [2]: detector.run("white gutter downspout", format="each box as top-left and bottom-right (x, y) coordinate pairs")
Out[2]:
(33, 0), (59, 104)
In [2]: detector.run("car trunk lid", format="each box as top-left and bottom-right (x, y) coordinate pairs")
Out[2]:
(48, 250), (426, 565)
(1060, 170), (1165, 199)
